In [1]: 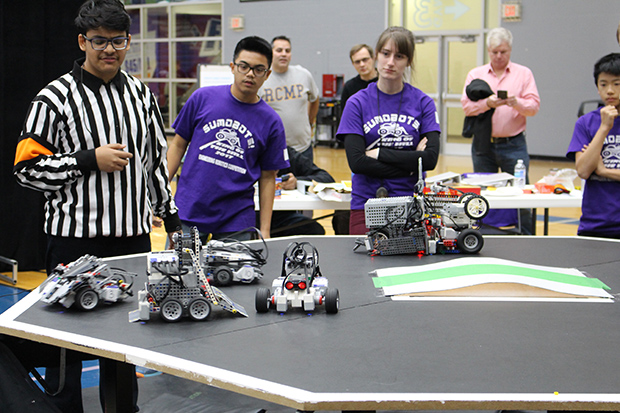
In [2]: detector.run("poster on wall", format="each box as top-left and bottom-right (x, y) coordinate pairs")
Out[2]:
(198, 64), (233, 88)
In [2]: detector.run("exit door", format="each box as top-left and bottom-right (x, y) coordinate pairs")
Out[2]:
(413, 34), (484, 156)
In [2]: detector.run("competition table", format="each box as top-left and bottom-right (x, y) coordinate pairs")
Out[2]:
(2, 235), (619, 412)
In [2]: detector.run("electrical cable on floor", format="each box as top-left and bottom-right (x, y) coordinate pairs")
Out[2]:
(0, 289), (31, 299)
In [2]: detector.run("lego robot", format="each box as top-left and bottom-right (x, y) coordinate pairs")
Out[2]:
(202, 236), (266, 286)
(360, 159), (489, 256)
(255, 241), (339, 314)
(130, 227), (249, 322)
(40, 255), (136, 311)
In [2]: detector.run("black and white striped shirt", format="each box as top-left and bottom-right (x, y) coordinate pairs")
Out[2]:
(14, 59), (179, 238)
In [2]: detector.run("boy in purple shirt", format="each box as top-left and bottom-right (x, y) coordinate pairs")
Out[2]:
(567, 53), (620, 238)
(168, 36), (289, 240)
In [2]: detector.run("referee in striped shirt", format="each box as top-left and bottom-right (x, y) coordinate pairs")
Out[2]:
(14, 0), (181, 271)
(10, 0), (181, 411)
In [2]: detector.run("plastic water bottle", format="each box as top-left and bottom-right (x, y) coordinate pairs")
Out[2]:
(275, 177), (282, 199)
(514, 159), (526, 188)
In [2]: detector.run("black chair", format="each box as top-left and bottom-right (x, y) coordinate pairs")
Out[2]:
(577, 99), (603, 117)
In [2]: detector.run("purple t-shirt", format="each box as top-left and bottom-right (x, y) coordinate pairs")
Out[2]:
(567, 107), (620, 235)
(337, 82), (440, 209)
(173, 85), (289, 233)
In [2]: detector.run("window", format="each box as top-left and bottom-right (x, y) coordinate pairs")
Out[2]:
(124, 1), (223, 129)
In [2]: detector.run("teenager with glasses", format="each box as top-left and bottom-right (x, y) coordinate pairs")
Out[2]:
(167, 36), (289, 243)
(10, 0), (181, 411)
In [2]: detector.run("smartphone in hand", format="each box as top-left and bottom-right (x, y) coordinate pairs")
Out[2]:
(497, 90), (508, 99)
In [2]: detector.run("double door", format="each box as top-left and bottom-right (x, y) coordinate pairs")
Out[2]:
(413, 34), (485, 156)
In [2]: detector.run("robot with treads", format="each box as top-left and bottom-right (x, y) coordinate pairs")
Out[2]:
(202, 234), (267, 286)
(130, 227), (249, 322)
(360, 159), (489, 256)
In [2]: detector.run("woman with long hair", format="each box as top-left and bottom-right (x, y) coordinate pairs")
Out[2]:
(337, 26), (441, 235)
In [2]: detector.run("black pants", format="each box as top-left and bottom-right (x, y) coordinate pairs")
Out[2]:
(259, 211), (326, 237)
(46, 234), (151, 274)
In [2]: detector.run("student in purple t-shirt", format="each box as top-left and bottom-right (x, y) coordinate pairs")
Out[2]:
(167, 36), (289, 240)
(336, 26), (441, 235)
(567, 53), (620, 238)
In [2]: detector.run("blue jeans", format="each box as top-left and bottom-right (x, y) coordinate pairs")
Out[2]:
(471, 133), (533, 234)
(471, 133), (530, 183)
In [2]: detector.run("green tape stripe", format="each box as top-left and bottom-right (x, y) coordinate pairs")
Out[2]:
(372, 264), (610, 290)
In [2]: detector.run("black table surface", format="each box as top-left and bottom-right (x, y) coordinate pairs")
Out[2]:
(4, 235), (620, 411)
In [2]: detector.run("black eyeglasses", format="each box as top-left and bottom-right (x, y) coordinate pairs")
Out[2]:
(83, 35), (129, 51)
(233, 62), (268, 77)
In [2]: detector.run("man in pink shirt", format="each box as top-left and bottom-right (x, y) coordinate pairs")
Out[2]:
(461, 27), (540, 233)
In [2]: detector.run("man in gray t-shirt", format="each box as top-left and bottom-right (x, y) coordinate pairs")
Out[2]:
(260, 35), (320, 161)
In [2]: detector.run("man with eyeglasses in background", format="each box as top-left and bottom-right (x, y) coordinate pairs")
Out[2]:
(340, 43), (379, 109)
(260, 36), (320, 161)
(10, 0), (181, 411)
(167, 36), (289, 242)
